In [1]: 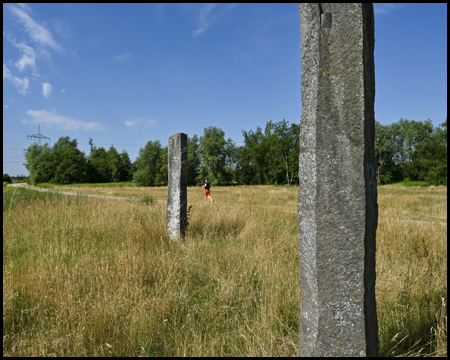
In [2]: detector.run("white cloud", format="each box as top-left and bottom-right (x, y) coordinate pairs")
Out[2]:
(191, 3), (238, 37)
(192, 3), (217, 37)
(52, 18), (71, 39)
(3, 33), (41, 77)
(21, 109), (106, 131)
(61, 89), (66, 93)
(42, 82), (53, 98)
(374, 4), (403, 15)
(13, 42), (37, 72)
(4, 4), (67, 89)
(114, 54), (132, 62)
(4, 104), (9, 109)
(124, 117), (157, 127)
(154, 4), (165, 20)
(3, 64), (11, 79)
(16, 3), (33, 13)
(8, 4), (64, 52)
(3, 64), (30, 95)
(124, 119), (136, 127)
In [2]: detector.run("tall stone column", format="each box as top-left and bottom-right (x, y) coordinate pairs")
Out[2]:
(167, 133), (188, 239)
(298, 4), (379, 356)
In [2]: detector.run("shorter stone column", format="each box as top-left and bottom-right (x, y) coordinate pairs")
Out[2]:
(167, 133), (188, 239)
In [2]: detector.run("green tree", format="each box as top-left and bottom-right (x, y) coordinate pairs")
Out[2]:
(24, 136), (87, 185)
(51, 136), (88, 184)
(438, 118), (447, 144)
(397, 119), (434, 180)
(260, 119), (299, 185)
(3, 174), (13, 184)
(156, 146), (168, 185)
(88, 146), (110, 183)
(107, 145), (121, 182)
(24, 142), (54, 184)
(86, 139), (132, 183)
(187, 135), (201, 186)
(198, 126), (235, 185)
(224, 137), (237, 182)
(270, 119), (299, 185)
(240, 126), (266, 184)
(118, 150), (133, 182)
(237, 119), (300, 185)
(375, 121), (402, 183)
(375, 118), (447, 184)
(133, 140), (164, 186)
(418, 119), (447, 185)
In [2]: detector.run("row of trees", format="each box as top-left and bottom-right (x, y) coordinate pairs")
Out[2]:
(23, 118), (446, 186)
(24, 137), (133, 185)
(375, 118), (447, 185)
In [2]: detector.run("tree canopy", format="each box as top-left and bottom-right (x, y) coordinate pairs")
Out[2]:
(23, 118), (447, 186)
(375, 118), (447, 185)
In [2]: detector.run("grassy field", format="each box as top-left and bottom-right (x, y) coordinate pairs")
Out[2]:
(3, 183), (447, 356)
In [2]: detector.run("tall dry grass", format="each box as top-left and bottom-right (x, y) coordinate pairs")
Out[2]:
(3, 184), (447, 356)
(376, 184), (447, 356)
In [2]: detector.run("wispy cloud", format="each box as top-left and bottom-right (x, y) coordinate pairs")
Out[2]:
(225, 5), (282, 65)
(42, 83), (53, 98)
(374, 3), (403, 15)
(52, 18), (71, 39)
(114, 54), (132, 62)
(192, 3), (217, 37)
(8, 4), (64, 52)
(14, 42), (37, 72)
(153, 4), (165, 21)
(191, 3), (238, 37)
(21, 109), (106, 131)
(16, 3), (33, 13)
(4, 4), (69, 97)
(124, 117), (157, 127)
(3, 33), (40, 77)
(3, 64), (30, 95)
(61, 89), (66, 93)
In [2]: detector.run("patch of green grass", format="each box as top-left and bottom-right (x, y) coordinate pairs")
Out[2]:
(3, 187), (63, 212)
(35, 183), (54, 188)
(402, 180), (433, 187)
(136, 195), (154, 205)
(35, 182), (136, 188)
(78, 182), (134, 188)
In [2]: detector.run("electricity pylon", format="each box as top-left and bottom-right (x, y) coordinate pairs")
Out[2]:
(24, 124), (51, 156)
(27, 124), (51, 146)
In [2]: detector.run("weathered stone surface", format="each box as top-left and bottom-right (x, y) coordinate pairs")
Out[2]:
(297, 3), (379, 357)
(167, 133), (188, 239)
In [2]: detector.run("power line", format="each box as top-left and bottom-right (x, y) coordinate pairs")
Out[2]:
(27, 124), (51, 146)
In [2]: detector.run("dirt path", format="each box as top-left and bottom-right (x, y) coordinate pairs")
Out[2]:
(10, 183), (168, 203)
(397, 219), (447, 227)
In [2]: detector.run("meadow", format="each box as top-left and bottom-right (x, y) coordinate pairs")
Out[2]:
(3, 183), (447, 356)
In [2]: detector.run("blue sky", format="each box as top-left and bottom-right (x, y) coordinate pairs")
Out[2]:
(3, 3), (447, 177)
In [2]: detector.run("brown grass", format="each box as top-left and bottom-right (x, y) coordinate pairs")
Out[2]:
(2, 184), (447, 356)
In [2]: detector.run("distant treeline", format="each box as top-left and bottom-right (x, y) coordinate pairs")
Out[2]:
(3, 174), (28, 184)
(21, 118), (447, 186)
(375, 118), (446, 185)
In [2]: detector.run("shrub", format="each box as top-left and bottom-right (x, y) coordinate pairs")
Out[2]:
(3, 174), (13, 184)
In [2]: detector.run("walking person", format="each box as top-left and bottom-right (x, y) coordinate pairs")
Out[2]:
(202, 178), (213, 203)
